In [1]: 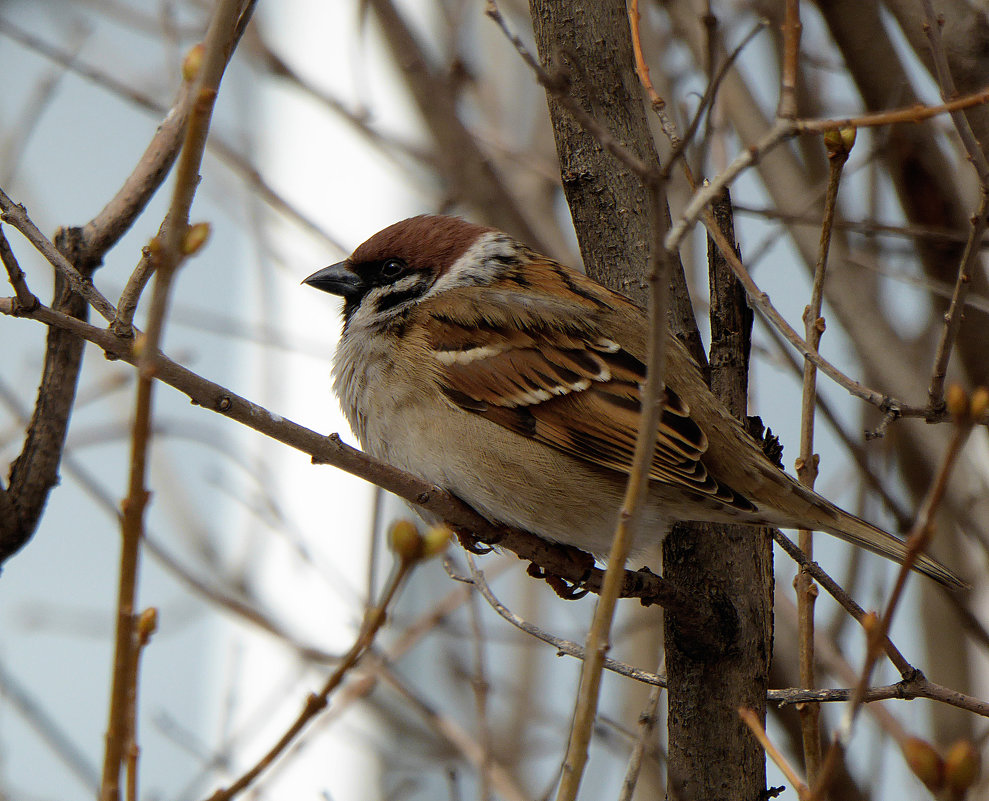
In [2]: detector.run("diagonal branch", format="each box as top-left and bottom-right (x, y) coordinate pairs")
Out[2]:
(0, 296), (710, 615)
(0, 1), (243, 565)
(99, 3), (254, 799)
(0, 220), (107, 565)
(927, 186), (989, 413)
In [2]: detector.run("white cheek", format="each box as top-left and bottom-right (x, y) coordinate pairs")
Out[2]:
(426, 232), (517, 296)
(346, 275), (426, 331)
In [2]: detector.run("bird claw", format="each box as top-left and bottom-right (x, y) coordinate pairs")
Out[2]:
(455, 529), (494, 554)
(526, 563), (590, 599)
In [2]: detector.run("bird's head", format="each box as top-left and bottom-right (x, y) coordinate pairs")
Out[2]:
(303, 215), (517, 330)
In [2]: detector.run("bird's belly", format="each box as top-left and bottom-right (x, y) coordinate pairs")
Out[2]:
(362, 402), (671, 557)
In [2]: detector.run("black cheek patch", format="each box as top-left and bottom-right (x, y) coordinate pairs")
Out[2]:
(342, 294), (369, 329)
(374, 283), (430, 315)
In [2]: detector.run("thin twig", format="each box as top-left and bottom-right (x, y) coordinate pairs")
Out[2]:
(554, 182), (672, 801)
(927, 191), (989, 412)
(288, 559), (515, 756)
(919, 0), (989, 417)
(667, 84), (989, 250)
(617, 675), (664, 801)
(918, 0), (989, 181)
(112, 248), (156, 338)
(739, 707), (810, 800)
(0, 225), (39, 312)
(795, 129), (851, 783)
(733, 201), (989, 247)
(784, 576), (914, 749)
(770, 529), (914, 676)
(778, 0), (801, 119)
(466, 551), (989, 715)
(795, 86), (989, 133)
(467, 590), (494, 801)
(770, 683), (920, 706)
(841, 419), (974, 733)
(0, 188), (117, 321)
(759, 319), (912, 527)
(768, 675), (989, 716)
(663, 19), (769, 183)
(629, 3), (767, 192)
(667, 118), (794, 251)
(99, 5), (249, 800)
(124, 609), (156, 801)
(628, 0), (683, 155)
(811, 398), (979, 800)
(464, 554), (667, 687)
(701, 207), (934, 419)
(485, 1), (655, 182)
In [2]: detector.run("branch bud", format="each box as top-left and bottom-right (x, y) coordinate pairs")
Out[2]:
(946, 384), (969, 419)
(944, 739), (980, 797)
(182, 222), (211, 255)
(422, 524), (452, 558)
(824, 126), (856, 157)
(182, 43), (205, 82)
(970, 386), (989, 421)
(388, 519), (424, 562)
(902, 737), (944, 791)
(137, 607), (158, 645)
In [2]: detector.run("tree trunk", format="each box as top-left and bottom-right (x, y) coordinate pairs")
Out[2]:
(663, 191), (773, 801)
(528, 2), (773, 798)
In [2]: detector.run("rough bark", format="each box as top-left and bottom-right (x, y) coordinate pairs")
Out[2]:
(663, 191), (773, 801)
(0, 228), (100, 565)
(528, 0), (707, 372)
(528, 3), (772, 798)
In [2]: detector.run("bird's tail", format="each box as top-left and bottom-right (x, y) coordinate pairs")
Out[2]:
(811, 507), (965, 588)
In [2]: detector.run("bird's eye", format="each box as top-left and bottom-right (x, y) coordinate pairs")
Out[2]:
(379, 259), (406, 280)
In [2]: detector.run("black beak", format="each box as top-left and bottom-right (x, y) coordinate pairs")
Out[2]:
(303, 261), (364, 299)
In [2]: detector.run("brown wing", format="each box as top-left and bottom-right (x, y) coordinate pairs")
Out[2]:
(420, 282), (754, 511)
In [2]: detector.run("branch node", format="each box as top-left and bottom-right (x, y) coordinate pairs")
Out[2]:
(11, 294), (40, 316)
(866, 401), (900, 440)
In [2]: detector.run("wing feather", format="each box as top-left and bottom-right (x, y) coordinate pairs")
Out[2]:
(420, 279), (755, 512)
(420, 262), (754, 510)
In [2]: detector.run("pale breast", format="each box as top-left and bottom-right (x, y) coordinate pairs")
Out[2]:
(332, 327), (673, 557)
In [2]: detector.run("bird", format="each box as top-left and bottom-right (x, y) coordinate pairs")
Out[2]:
(303, 214), (962, 587)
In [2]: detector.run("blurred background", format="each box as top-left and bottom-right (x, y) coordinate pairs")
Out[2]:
(0, 1), (987, 799)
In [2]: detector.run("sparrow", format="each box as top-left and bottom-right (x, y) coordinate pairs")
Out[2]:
(304, 215), (961, 587)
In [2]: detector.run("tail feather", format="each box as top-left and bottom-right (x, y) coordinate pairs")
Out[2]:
(815, 510), (965, 588)
(751, 471), (967, 587)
